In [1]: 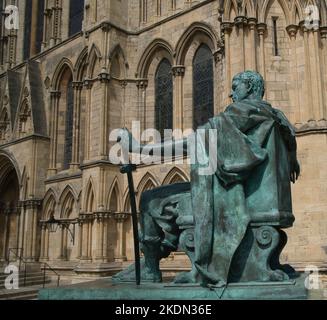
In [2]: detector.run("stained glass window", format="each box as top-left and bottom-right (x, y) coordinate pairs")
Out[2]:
(23, 3), (32, 60)
(272, 17), (279, 56)
(193, 44), (214, 129)
(35, 0), (45, 54)
(69, 0), (84, 36)
(0, 0), (3, 65)
(63, 77), (74, 170)
(155, 59), (173, 138)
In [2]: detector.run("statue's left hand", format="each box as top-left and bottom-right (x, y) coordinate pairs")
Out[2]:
(290, 159), (300, 184)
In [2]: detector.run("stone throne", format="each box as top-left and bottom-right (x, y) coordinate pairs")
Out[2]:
(140, 120), (297, 284)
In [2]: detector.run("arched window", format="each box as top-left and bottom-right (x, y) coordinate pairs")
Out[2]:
(155, 59), (173, 138)
(23, 3), (32, 60)
(193, 44), (214, 129)
(69, 0), (85, 36)
(23, 0), (44, 59)
(35, 0), (45, 54)
(63, 77), (74, 170)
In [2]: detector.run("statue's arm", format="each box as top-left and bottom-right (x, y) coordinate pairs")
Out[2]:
(140, 138), (189, 158)
(274, 110), (301, 183)
(117, 128), (189, 157)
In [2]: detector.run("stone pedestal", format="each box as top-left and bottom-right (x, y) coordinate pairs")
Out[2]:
(39, 275), (308, 300)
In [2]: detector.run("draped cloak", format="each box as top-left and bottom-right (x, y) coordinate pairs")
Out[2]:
(191, 99), (297, 286)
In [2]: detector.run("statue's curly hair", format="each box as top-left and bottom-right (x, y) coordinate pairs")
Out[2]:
(234, 71), (265, 99)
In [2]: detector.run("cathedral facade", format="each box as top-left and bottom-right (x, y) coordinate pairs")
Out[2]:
(0, 0), (327, 278)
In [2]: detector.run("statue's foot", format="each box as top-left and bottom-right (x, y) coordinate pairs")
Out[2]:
(173, 270), (198, 284)
(112, 258), (162, 283)
(269, 269), (289, 282)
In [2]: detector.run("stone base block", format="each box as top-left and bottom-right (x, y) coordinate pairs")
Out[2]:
(39, 275), (308, 300)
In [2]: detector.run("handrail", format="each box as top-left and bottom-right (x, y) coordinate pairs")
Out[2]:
(41, 263), (61, 288)
(6, 248), (60, 288)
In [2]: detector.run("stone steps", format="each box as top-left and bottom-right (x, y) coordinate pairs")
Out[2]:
(0, 287), (39, 300)
(0, 272), (52, 290)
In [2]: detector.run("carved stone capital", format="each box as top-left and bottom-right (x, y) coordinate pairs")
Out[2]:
(172, 66), (185, 77)
(98, 68), (111, 83)
(95, 212), (111, 222)
(114, 213), (129, 223)
(79, 213), (95, 222)
(22, 199), (43, 210)
(120, 80), (128, 88)
(221, 22), (233, 34)
(83, 78), (93, 89)
(234, 16), (248, 28)
(257, 23), (267, 36)
(299, 21), (309, 33)
(101, 22), (111, 32)
(286, 24), (299, 38)
(50, 90), (61, 99)
(247, 18), (258, 30)
(214, 49), (224, 64)
(72, 81), (84, 90)
(320, 26), (327, 39)
(136, 79), (148, 90)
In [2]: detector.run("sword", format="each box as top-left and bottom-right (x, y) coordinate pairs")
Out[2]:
(120, 164), (141, 286)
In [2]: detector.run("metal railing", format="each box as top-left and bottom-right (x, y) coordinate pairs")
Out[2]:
(41, 263), (60, 288)
(6, 248), (60, 289)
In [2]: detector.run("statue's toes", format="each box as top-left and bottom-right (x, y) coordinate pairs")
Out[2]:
(270, 270), (289, 282)
(174, 272), (197, 284)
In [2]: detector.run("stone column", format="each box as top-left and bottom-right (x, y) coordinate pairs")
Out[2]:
(95, 214), (104, 261)
(40, 224), (50, 261)
(234, 16), (247, 72)
(45, 227), (50, 261)
(23, 200), (41, 262)
(98, 166), (106, 211)
(42, 8), (52, 50)
(48, 91), (61, 176)
(17, 204), (25, 260)
(77, 220), (83, 259)
(310, 28), (325, 121)
(40, 224), (46, 260)
(6, 29), (17, 69)
(136, 80), (148, 132)
(71, 81), (83, 170)
(87, 217), (93, 260)
(83, 79), (93, 161)
(95, 213), (110, 262)
(114, 213), (128, 262)
(55, 3), (63, 45)
(286, 25), (301, 125)
(120, 81), (128, 126)
(49, 6), (56, 47)
(320, 27), (327, 120)
(51, 3), (62, 46)
(58, 225), (68, 261)
(221, 22), (233, 105)
(172, 66), (185, 133)
(80, 215), (92, 262)
(0, 208), (9, 262)
(98, 69), (111, 159)
(247, 18), (257, 71)
(30, 0), (39, 56)
(299, 22), (314, 122)
(257, 23), (267, 80)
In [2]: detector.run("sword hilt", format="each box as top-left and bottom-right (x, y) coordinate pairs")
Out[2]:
(120, 164), (137, 174)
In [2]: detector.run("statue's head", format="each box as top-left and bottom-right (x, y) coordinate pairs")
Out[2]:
(230, 71), (265, 102)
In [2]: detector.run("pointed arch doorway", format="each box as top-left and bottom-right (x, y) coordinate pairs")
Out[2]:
(0, 155), (20, 262)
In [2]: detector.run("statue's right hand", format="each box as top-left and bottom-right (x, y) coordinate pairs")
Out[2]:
(117, 128), (132, 151)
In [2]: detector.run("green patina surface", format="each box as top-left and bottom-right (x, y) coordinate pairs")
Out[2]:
(38, 275), (308, 300)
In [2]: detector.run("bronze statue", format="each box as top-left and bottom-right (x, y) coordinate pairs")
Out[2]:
(114, 71), (300, 288)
